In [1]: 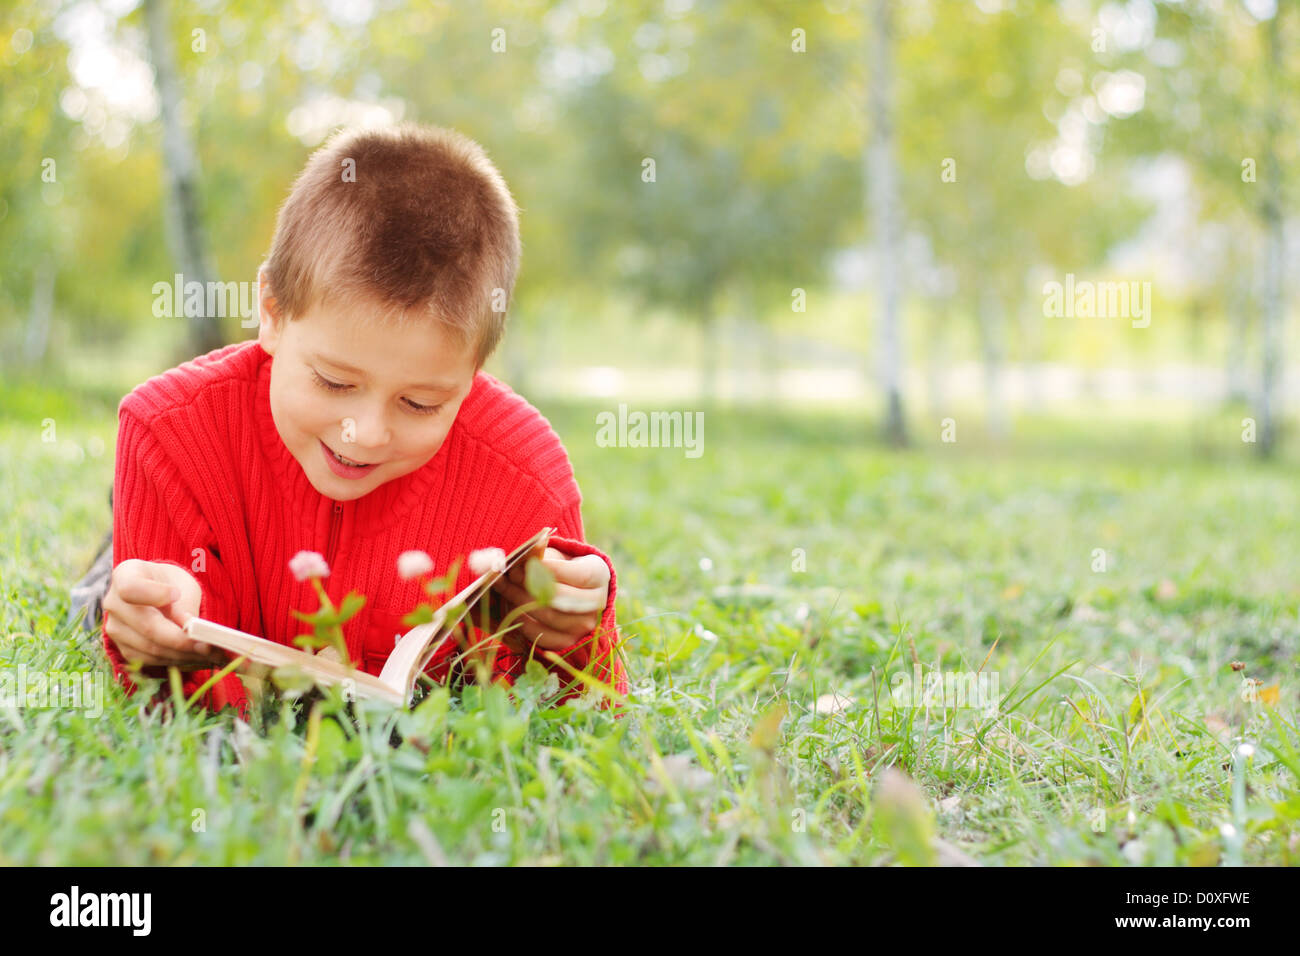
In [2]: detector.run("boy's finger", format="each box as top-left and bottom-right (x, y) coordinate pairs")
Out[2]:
(500, 613), (580, 653)
(549, 589), (605, 614)
(496, 571), (603, 617)
(142, 608), (212, 661)
(154, 604), (223, 663)
(545, 553), (609, 589)
(117, 575), (181, 609)
(496, 575), (571, 625)
(109, 624), (169, 666)
(493, 576), (597, 636)
(160, 600), (196, 632)
(492, 575), (536, 613)
(549, 577), (606, 612)
(115, 625), (211, 669)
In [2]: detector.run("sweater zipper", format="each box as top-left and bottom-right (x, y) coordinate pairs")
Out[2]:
(325, 501), (343, 566)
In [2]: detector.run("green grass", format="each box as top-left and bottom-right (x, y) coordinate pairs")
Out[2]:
(1, 378), (1297, 865)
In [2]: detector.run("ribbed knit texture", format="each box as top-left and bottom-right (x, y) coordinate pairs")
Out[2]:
(105, 340), (627, 718)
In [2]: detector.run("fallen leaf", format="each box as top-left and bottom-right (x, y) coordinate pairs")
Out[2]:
(648, 753), (714, 794)
(814, 693), (854, 715)
(1203, 715), (1231, 740)
(749, 700), (789, 753)
(934, 836), (981, 867)
(873, 768), (936, 867)
(1072, 603), (1104, 623)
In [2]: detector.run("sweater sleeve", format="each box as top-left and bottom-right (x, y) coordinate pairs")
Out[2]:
(106, 407), (249, 717)
(531, 500), (629, 708)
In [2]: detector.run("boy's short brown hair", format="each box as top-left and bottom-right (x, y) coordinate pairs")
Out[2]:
(264, 123), (521, 367)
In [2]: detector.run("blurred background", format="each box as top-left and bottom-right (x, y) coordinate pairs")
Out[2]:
(4, 0), (1299, 868)
(0, 0), (1296, 455)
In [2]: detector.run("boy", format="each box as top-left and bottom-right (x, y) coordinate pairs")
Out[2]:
(87, 123), (627, 719)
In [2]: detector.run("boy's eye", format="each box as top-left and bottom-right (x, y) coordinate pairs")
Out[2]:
(314, 369), (441, 415)
(404, 398), (443, 415)
(312, 370), (350, 392)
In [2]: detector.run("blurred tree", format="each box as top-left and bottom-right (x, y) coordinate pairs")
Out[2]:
(1255, 4), (1288, 458)
(900, 0), (1148, 437)
(144, 0), (222, 357)
(552, 0), (859, 406)
(867, 0), (907, 445)
(0, 0), (78, 373)
(4, 0), (1290, 441)
(1112, 0), (1296, 456)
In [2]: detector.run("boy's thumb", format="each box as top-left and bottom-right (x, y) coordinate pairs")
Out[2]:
(161, 599), (194, 630)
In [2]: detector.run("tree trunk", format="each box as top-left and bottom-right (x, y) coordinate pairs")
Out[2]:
(1226, 269), (1250, 404)
(145, 0), (224, 358)
(868, 0), (907, 446)
(699, 302), (721, 407)
(23, 257), (55, 365)
(1018, 297), (1043, 410)
(1256, 8), (1285, 458)
(977, 285), (1007, 439)
(924, 298), (948, 423)
(744, 282), (781, 409)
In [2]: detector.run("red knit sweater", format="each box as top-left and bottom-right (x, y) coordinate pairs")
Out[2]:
(105, 340), (627, 719)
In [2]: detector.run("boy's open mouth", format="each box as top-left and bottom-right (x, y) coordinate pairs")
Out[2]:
(319, 438), (379, 477)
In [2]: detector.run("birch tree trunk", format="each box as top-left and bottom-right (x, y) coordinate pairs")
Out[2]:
(1227, 267), (1251, 404)
(23, 258), (55, 365)
(868, 0), (907, 446)
(145, 0), (223, 357)
(699, 299), (721, 408)
(978, 285), (1007, 439)
(1256, 8), (1285, 458)
(924, 300), (948, 423)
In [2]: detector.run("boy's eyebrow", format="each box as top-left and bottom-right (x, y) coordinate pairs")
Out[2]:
(310, 351), (460, 391)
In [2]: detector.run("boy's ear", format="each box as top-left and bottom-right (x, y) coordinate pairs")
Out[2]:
(256, 264), (284, 355)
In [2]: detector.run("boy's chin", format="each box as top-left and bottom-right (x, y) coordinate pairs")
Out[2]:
(311, 478), (371, 501)
(305, 456), (430, 501)
(307, 467), (385, 500)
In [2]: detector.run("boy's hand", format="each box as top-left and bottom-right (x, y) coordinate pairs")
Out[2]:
(489, 547), (609, 653)
(103, 559), (227, 670)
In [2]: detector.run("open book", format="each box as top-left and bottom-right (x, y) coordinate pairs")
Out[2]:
(182, 527), (555, 707)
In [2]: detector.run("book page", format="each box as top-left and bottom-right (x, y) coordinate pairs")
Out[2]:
(180, 527), (553, 708)
(379, 527), (554, 703)
(183, 617), (404, 705)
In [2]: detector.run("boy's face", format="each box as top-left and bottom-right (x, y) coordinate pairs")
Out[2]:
(256, 268), (479, 502)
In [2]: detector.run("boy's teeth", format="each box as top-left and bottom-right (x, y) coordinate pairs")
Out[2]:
(333, 449), (366, 466)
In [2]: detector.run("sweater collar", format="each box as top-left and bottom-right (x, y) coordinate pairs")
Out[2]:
(253, 344), (477, 530)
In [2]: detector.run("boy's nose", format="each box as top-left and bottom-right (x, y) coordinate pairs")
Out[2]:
(340, 408), (392, 451)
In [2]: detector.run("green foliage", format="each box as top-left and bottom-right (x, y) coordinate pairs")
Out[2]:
(2, 0), (1298, 865)
(9, 0), (1291, 380)
(523, 556), (556, 606)
(2, 396), (1298, 865)
(290, 581), (364, 661)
